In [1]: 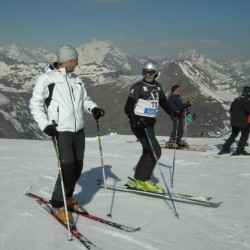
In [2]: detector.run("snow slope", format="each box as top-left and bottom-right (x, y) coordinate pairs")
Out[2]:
(0, 135), (249, 250)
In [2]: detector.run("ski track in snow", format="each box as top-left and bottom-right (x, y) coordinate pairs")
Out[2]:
(0, 135), (250, 250)
(93, 227), (160, 250)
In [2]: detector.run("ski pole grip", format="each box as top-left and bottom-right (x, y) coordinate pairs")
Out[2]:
(140, 118), (146, 125)
(52, 120), (57, 127)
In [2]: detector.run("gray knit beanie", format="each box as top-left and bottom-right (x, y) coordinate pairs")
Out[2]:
(57, 45), (78, 63)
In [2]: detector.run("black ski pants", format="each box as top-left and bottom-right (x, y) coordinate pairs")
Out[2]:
(51, 129), (85, 208)
(132, 125), (161, 181)
(170, 117), (184, 140)
(223, 126), (249, 153)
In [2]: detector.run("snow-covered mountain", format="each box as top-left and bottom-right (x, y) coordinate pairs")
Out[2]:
(157, 49), (250, 136)
(0, 43), (249, 139)
(0, 43), (55, 63)
(75, 40), (142, 84)
(0, 41), (143, 138)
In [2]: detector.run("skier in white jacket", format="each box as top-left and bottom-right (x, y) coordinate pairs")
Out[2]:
(30, 45), (105, 222)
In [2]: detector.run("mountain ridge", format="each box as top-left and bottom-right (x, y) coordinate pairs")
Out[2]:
(0, 41), (249, 139)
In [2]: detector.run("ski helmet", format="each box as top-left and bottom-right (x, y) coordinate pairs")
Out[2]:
(142, 61), (159, 78)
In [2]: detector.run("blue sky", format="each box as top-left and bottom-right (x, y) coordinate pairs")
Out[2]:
(1, 0), (249, 60)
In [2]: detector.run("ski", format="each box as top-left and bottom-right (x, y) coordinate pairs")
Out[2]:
(205, 153), (250, 158)
(26, 192), (140, 233)
(170, 192), (212, 201)
(97, 180), (222, 208)
(71, 209), (140, 232)
(25, 192), (100, 250)
(206, 154), (226, 159)
(127, 139), (212, 152)
(161, 145), (209, 152)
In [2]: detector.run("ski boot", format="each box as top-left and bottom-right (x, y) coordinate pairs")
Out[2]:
(125, 178), (137, 189)
(231, 150), (250, 156)
(134, 179), (165, 194)
(165, 138), (179, 149)
(52, 206), (73, 223)
(218, 149), (231, 155)
(177, 138), (188, 148)
(67, 197), (88, 214)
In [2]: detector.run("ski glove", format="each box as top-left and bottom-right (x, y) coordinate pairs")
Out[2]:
(130, 115), (147, 130)
(43, 124), (58, 137)
(171, 111), (180, 119)
(92, 107), (105, 120)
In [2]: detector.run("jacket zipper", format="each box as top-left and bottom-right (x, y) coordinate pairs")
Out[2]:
(66, 74), (77, 132)
(71, 86), (75, 101)
(57, 106), (60, 124)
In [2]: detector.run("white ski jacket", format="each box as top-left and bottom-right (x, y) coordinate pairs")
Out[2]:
(30, 67), (97, 133)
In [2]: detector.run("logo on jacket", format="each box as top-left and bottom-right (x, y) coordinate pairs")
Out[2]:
(143, 86), (148, 91)
(149, 90), (159, 100)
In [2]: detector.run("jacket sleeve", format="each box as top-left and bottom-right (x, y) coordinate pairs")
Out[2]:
(244, 99), (250, 114)
(29, 74), (50, 132)
(159, 88), (173, 115)
(81, 81), (98, 114)
(124, 83), (140, 118)
(230, 101), (234, 113)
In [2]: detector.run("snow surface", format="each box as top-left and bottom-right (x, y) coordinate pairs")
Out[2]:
(0, 135), (250, 250)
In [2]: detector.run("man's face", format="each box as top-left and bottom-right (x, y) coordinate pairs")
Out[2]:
(143, 70), (156, 83)
(173, 87), (181, 96)
(65, 59), (78, 72)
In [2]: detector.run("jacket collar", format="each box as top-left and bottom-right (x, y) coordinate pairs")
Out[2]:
(58, 67), (67, 77)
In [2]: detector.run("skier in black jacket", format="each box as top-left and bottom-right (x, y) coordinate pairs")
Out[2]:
(124, 61), (173, 194)
(218, 86), (250, 156)
(167, 85), (194, 148)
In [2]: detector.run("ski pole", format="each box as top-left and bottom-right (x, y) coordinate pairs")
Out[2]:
(171, 117), (179, 188)
(144, 127), (179, 218)
(96, 119), (112, 217)
(184, 122), (190, 129)
(96, 119), (107, 190)
(107, 179), (117, 218)
(184, 109), (188, 145)
(51, 121), (72, 241)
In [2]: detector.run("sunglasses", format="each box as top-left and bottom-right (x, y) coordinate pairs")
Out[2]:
(142, 69), (157, 77)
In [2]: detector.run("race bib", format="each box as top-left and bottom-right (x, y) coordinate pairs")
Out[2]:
(134, 99), (159, 118)
(144, 108), (157, 115)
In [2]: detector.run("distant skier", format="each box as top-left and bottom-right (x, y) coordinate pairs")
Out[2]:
(124, 61), (173, 194)
(167, 85), (195, 148)
(30, 45), (105, 222)
(218, 86), (250, 156)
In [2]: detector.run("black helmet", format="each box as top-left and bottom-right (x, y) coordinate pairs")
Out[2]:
(242, 86), (250, 98)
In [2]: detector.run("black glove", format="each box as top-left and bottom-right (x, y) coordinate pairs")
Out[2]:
(130, 115), (147, 130)
(43, 124), (58, 136)
(92, 107), (105, 120)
